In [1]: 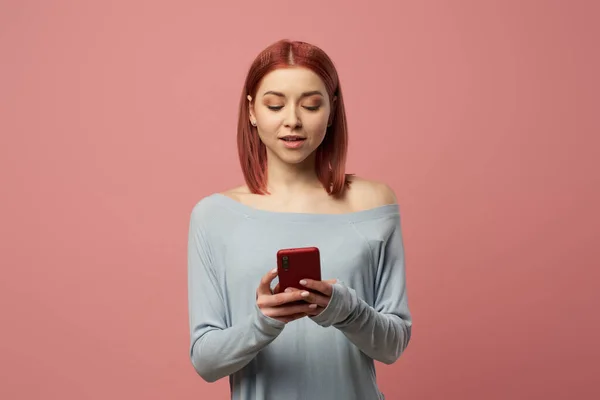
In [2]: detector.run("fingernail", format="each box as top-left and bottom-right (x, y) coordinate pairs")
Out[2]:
(285, 288), (292, 293)
(308, 304), (318, 309)
(271, 268), (277, 274)
(301, 291), (309, 297)
(299, 280), (307, 286)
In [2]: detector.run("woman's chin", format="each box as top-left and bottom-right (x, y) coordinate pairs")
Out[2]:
(282, 154), (312, 165)
(272, 150), (314, 166)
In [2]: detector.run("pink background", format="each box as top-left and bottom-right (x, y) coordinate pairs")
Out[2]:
(1, 1), (598, 399)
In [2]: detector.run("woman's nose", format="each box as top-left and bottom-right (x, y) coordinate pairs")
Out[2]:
(283, 107), (302, 128)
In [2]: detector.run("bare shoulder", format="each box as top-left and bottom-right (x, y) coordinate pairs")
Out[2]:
(220, 185), (251, 202)
(345, 175), (398, 210)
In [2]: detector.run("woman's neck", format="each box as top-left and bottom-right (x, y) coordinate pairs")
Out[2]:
(265, 154), (323, 196)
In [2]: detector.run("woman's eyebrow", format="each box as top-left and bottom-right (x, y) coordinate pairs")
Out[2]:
(262, 90), (324, 99)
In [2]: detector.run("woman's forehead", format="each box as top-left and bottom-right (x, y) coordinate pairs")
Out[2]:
(258, 67), (326, 96)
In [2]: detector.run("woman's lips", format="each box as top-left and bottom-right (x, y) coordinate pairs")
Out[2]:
(279, 137), (306, 149)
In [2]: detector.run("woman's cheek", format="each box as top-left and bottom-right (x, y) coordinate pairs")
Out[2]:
(260, 115), (282, 130)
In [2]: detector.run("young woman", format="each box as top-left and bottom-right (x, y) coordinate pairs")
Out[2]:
(187, 39), (412, 400)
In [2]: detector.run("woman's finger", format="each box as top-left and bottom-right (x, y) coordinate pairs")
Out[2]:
(264, 302), (317, 317)
(299, 279), (335, 297)
(298, 290), (330, 307)
(257, 268), (278, 297)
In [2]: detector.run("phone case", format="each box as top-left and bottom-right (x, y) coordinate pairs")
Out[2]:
(276, 246), (322, 292)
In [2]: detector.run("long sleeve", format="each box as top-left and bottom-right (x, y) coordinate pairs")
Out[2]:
(310, 215), (412, 364)
(187, 205), (285, 382)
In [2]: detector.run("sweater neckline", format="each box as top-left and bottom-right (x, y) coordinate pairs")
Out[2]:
(211, 193), (399, 223)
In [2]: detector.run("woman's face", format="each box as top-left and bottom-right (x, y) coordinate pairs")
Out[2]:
(249, 67), (335, 166)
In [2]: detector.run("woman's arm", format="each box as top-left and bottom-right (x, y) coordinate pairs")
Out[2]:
(187, 206), (285, 382)
(311, 215), (412, 364)
(308, 213), (412, 364)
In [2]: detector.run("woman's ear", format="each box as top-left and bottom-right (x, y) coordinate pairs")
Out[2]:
(247, 95), (256, 126)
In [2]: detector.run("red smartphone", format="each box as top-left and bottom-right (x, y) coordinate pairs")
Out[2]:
(276, 246), (322, 293)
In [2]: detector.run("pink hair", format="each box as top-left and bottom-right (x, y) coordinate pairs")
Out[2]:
(237, 39), (352, 196)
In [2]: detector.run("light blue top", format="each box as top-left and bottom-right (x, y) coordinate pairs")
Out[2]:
(187, 193), (412, 400)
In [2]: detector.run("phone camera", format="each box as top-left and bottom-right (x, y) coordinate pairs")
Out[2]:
(282, 256), (289, 271)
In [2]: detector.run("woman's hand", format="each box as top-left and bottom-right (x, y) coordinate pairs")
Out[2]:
(256, 269), (320, 323)
(297, 278), (338, 316)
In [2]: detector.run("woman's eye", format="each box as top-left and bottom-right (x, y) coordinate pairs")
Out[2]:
(266, 105), (320, 111)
